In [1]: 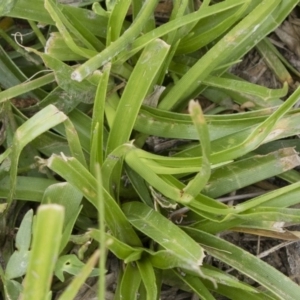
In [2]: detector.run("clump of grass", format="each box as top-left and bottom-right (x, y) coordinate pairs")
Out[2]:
(1, 0), (300, 299)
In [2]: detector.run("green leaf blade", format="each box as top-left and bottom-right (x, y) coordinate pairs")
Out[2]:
(123, 202), (205, 271)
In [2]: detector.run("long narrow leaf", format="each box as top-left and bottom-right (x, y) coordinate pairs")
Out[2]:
(183, 100), (211, 196)
(106, 39), (169, 154)
(123, 201), (205, 272)
(185, 227), (300, 300)
(47, 154), (142, 247)
(158, 0), (281, 110)
(71, 0), (160, 81)
(9, 105), (67, 204)
(21, 204), (64, 300)
(90, 63), (111, 169)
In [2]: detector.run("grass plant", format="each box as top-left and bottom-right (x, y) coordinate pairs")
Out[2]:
(1, 0), (300, 299)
